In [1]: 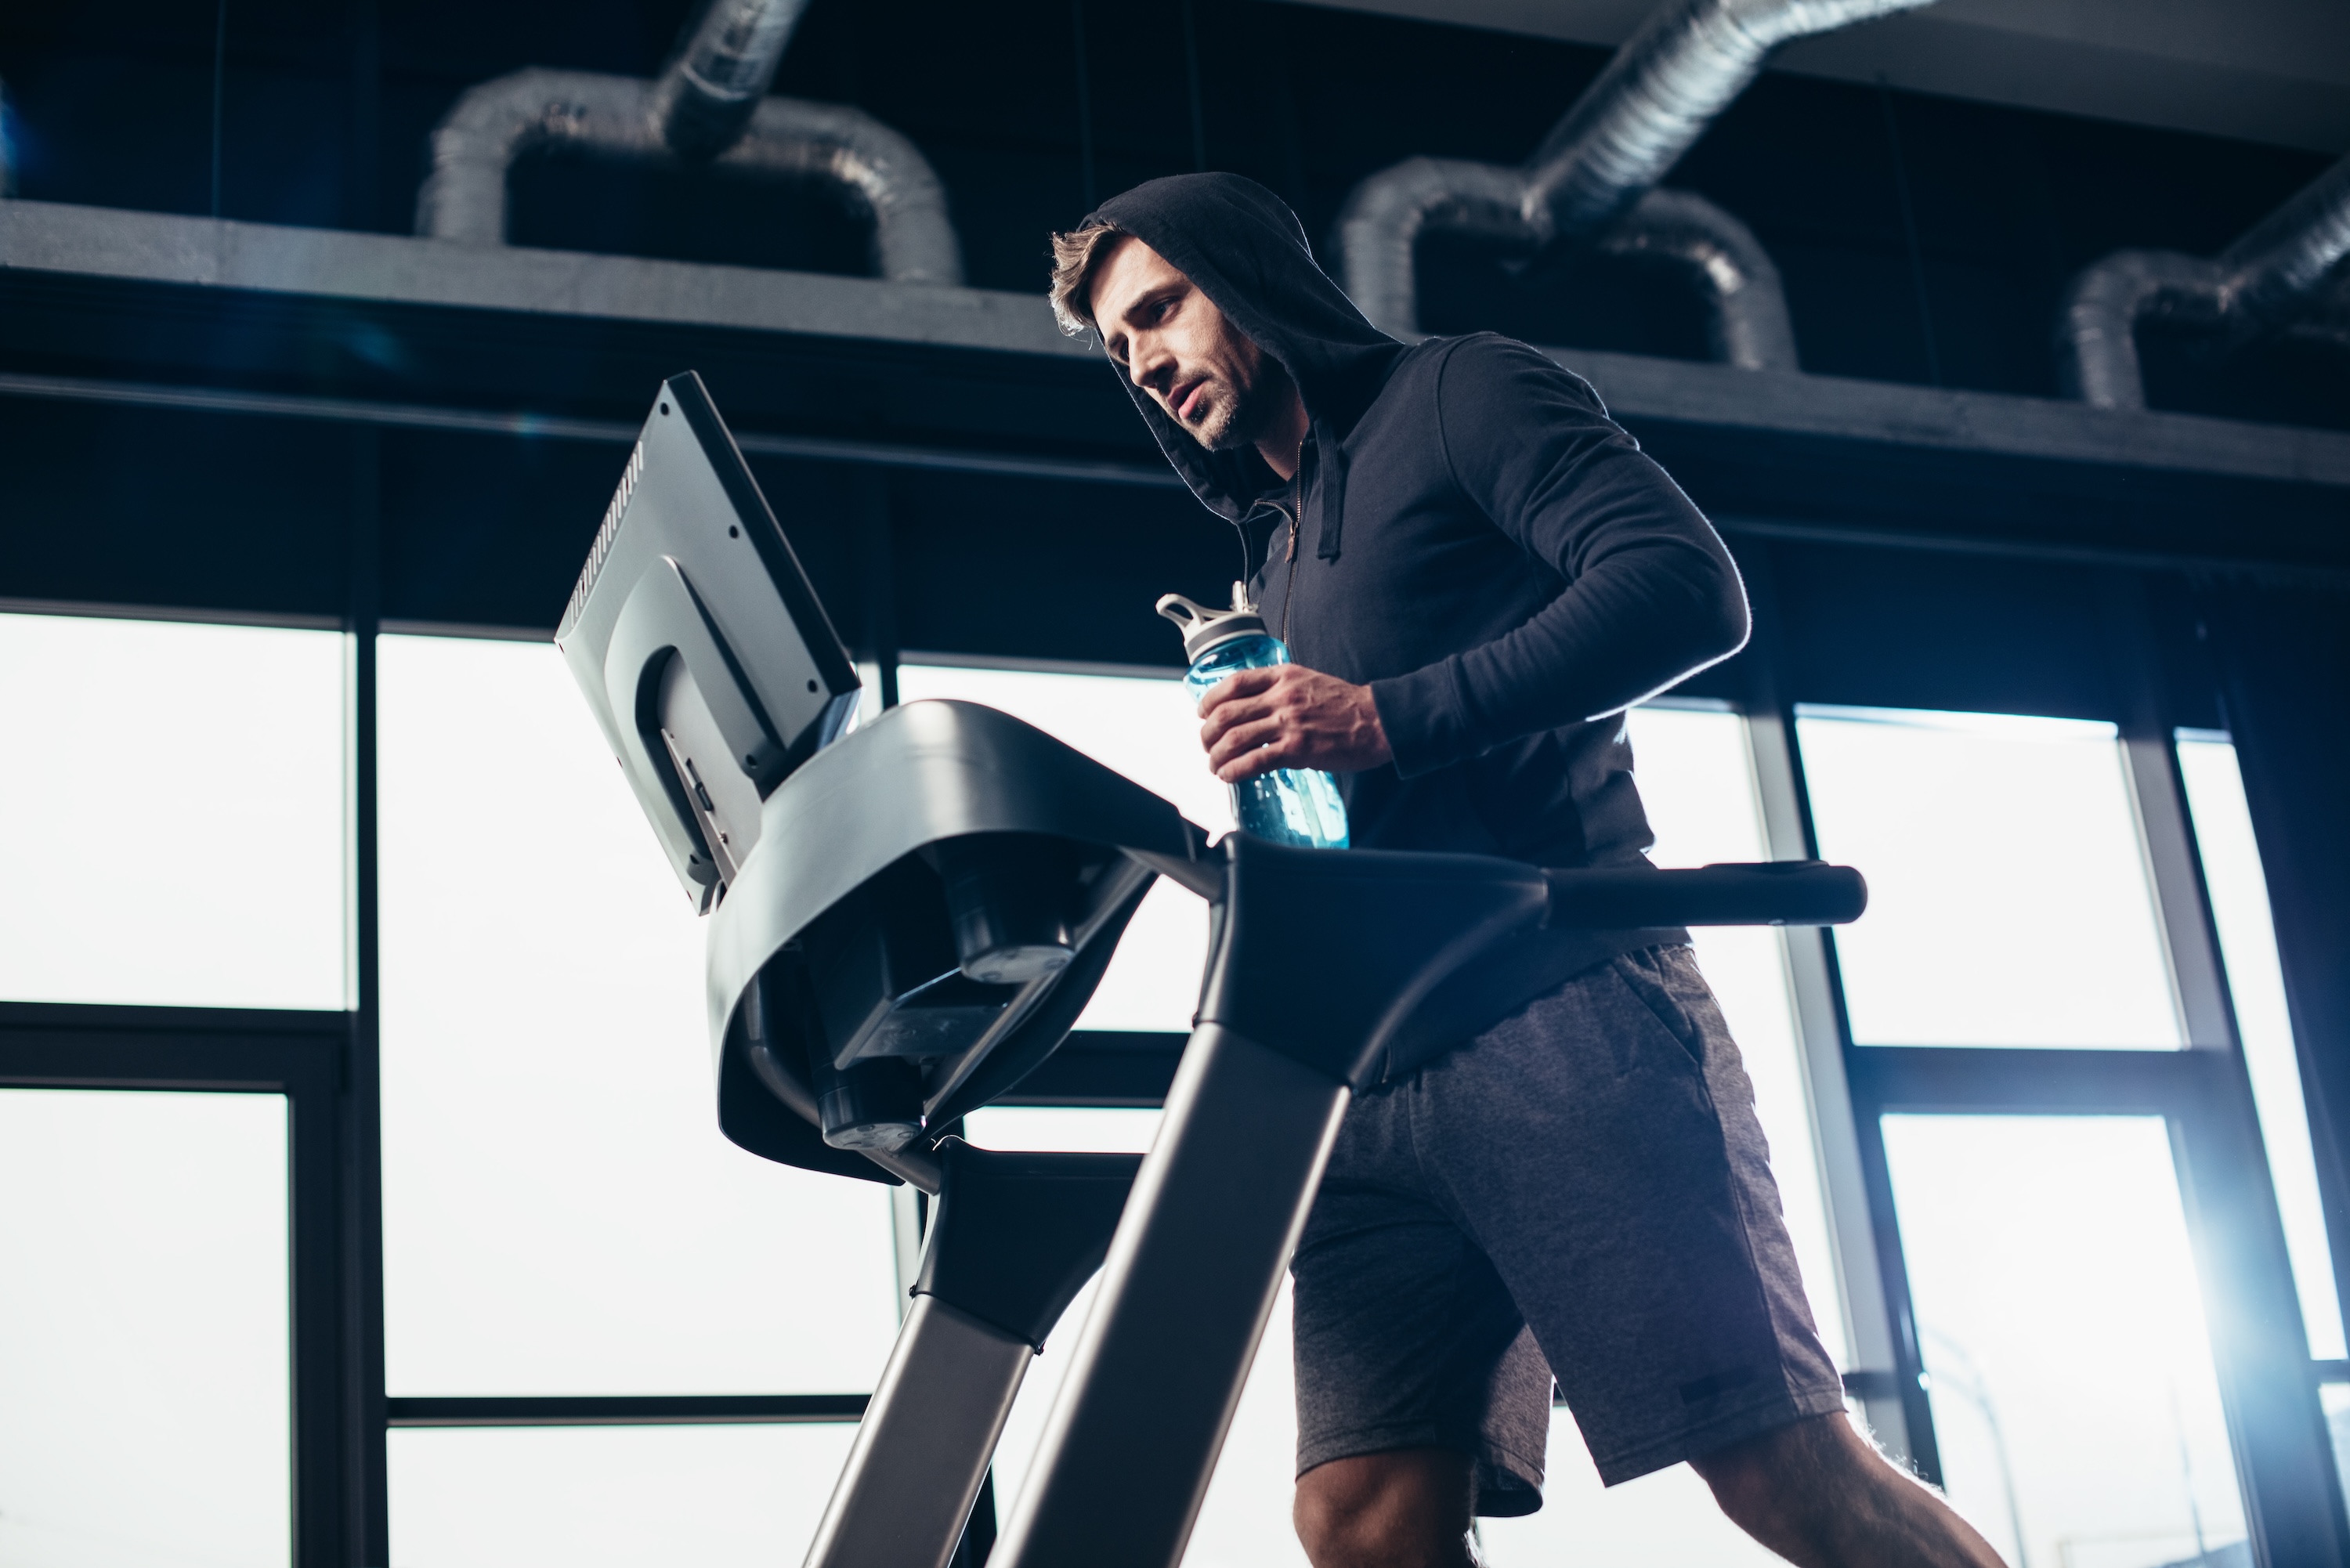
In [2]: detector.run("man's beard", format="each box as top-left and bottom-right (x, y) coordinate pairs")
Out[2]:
(1186, 365), (1288, 454)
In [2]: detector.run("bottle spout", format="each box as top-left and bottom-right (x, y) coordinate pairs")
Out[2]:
(1155, 592), (1216, 634)
(1155, 588), (1268, 663)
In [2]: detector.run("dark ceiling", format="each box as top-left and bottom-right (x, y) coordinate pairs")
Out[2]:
(1, 0), (2341, 421)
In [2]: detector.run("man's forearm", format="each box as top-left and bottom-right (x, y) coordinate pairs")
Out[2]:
(1370, 542), (1748, 779)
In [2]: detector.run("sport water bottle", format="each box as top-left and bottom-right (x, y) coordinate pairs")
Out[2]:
(1156, 585), (1350, 849)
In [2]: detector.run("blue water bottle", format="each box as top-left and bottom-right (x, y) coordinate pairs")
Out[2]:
(1157, 585), (1350, 849)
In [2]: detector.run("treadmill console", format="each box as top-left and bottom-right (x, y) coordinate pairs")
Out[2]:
(556, 371), (862, 911)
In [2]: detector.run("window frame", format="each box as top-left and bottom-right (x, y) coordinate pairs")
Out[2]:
(0, 1000), (376, 1566)
(0, 544), (2341, 1564)
(1740, 558), (2349, 1558)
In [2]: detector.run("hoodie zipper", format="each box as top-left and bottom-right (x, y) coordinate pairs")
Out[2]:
(1274, 470), (1302, 641)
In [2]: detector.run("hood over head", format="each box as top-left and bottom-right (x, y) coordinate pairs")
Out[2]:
(1083, 174), (1405, 548)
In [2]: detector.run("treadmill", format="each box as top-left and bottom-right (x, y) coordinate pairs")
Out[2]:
(557, 374), (1867, 1568)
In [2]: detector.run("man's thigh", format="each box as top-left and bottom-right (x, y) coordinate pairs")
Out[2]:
(1408, 945), (1846, 1487)
(1290, 1091), (1553, 1516)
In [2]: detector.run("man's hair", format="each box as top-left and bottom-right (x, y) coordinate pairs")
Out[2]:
(1047, 220), (1132, 338)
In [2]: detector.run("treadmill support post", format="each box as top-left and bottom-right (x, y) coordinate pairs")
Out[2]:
(991, 1024), (1351, 1568)
(802, 1293), (1031, 1568)
(804, 1143), (1141, 1568)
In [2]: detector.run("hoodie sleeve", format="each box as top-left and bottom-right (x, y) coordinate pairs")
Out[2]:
(1368, 335), (1750, 779)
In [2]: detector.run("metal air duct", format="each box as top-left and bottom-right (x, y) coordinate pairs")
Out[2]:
(2057, 153), (2350, 410)
(413, 0), (962, 287)
(650, 0), (813, 159)
(1336, 0), (1936, 368)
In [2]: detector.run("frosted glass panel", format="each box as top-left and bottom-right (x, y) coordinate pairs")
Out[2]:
(389, 1424), (855, 1568)
(1883, 1115), (2244, 1568)
(0, 1089), (291, 1568)
(379, 634), (898, 1396)
(1797, 707), (2181, 1048)
(967, 1105), (1164, 1153)
(0, 612), (346, 1009)
(1628, 703), (1849, 1367)
(895, 664), (1232, 1034)
(2176, 734), (2345, 1360)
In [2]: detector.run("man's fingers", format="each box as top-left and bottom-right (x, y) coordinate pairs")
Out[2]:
(1198, 684), (1291, 747)
(1208, 717), (1289, 775)
(1196, 665), (1282, 717)
(1217, 746), (1284, 782)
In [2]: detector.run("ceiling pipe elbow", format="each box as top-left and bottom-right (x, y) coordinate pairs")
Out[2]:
(1598, 188), (1799, 370)
(1333, 157), (1533, 338)
(650, 0), (813, 161)
(721, 97), (964, 286)
(416, 69), (656, 247)
(2055, 151), (2349, 408)
(412, 67), (962, 286)
(1336, 0), (1932, 367)
(2054, 250), (2220, 410)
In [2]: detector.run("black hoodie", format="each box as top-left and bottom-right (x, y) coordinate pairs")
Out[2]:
(1090, 173), (1749, 878)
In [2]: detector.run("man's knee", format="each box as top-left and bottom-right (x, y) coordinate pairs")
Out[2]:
(1293, 1448), (1477, 1568)
(1701, 1419), (1918, 1541)
(1690, 1411), (1879, 1525)
(1690, 1411), (2011, 1567)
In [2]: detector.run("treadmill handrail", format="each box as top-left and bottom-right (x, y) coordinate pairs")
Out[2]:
(1545, 860), (1867, 929)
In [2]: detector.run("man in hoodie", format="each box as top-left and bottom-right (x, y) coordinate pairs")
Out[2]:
(1047, 174), (2003, 1568)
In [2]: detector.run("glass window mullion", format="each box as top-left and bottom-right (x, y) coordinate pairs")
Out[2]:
(2117, 730), (2233, 1052)
(1744, 699), (1918, 1466)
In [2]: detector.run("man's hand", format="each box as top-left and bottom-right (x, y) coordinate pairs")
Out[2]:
(1198, 665), (1392, 782)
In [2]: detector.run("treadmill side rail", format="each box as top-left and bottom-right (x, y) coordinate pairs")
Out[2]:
(801, 1295), (1032, 1568)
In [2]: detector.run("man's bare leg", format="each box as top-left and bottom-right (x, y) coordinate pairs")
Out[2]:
(1690, 1411), (2008, 1568)
(1292, 1417), (2004, 1568)
(1294, 1448), (1477, 1568)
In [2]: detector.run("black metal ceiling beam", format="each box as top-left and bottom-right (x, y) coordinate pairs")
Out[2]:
(0, 370), (1182, 490)
(6, 198), (2348, 493)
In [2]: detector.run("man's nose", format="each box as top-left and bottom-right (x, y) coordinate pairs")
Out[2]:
(1130, 338), (1175, 394)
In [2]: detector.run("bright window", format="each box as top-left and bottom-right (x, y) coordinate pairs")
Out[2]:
(2176, 732), (2346, 1360)
(1796, 706), (2182, 1049)
(378, 634), (898, 1397)
(0, 612), (347, 1010)
(388, 1423), (856, 1567)
(0, 1088), (291, 1567)
(967, 1104), (1163, 1154)
(1882, 1115), (2244, 1568)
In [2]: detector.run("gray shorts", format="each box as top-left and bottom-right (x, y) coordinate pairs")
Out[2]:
(1290, 944), (1844, 1512)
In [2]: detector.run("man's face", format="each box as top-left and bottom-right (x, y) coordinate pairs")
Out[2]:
(1087, 237), (1282, 453)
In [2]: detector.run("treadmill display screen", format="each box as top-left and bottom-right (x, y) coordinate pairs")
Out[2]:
(556, 372), (861, 910)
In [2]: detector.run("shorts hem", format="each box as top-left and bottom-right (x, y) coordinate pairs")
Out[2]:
(1586, 1380), (1847, 1488)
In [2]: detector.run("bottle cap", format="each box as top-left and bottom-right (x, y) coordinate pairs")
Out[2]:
(1156, 583), (1267, 663)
